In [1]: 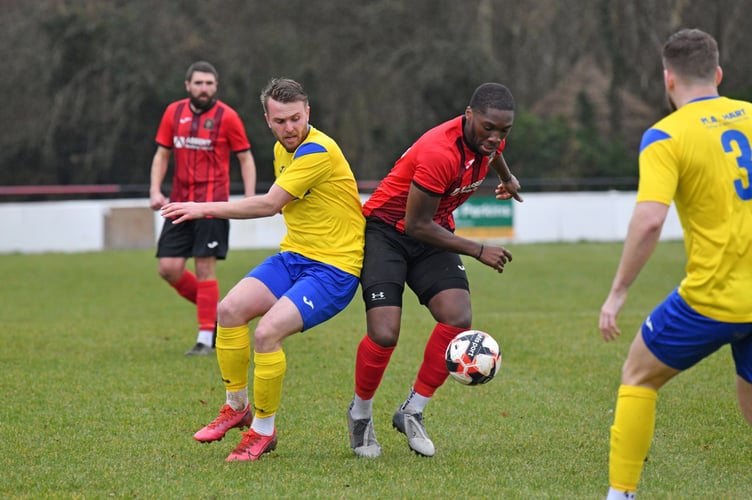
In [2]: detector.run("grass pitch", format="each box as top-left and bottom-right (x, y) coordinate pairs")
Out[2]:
(0, 242), (749, 498)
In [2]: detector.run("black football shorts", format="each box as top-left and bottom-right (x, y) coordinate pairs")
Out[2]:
(360, 217), (469, 310)
(156, 217), (230, 259)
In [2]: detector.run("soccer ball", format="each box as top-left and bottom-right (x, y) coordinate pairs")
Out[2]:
(445, 330), (501, 385)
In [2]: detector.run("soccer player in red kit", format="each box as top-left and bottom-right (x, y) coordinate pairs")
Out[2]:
(348, 83), (523, 458)
(149, 61), (257, 356)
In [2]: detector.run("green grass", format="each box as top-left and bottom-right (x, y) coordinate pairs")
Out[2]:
(0, 242), (749, 498)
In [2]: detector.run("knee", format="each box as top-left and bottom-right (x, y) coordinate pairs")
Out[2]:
(218, 299), (245, 326)
(620, 359), (643, 386)
(434, 308), (471, 329)
(365, 305), (401, 347)
(217, 300), (231, 320)
(449, 310), (472, 329)
(158, 262), (182, 283)
(368, 327), (399, 348)
(252, 322), (284, 353)
(428, 291), (472, 327)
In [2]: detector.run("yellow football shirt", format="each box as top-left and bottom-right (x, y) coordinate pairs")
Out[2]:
(272, 126), (365, 277)
(637, 96), (752, 321)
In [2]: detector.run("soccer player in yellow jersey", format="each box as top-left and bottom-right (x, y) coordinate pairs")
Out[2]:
(162, 78), (365, 462)
(599, 29), (752, 499)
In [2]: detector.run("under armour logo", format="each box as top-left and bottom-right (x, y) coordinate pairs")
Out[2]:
(371, 291), (386, 301)
(207, 241), (219, 248)
(303, 296), (314, 309)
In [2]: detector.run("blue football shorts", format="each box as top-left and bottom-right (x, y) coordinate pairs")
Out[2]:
(247, 251), (359, 331)
(641, 288), (752, 383)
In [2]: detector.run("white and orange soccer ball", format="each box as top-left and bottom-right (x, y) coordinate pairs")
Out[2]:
(445, 330), (502, 385)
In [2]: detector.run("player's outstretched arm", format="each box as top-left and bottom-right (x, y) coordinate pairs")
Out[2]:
(162, 184), (294, 224)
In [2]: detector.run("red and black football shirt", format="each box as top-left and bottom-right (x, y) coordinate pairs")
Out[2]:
(363, 115), (505, 233)
(155, 98), (251, 202)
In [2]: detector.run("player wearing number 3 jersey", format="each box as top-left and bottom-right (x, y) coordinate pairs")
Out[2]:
(638, 95), (752, 321)
(599, 29), (752, 500)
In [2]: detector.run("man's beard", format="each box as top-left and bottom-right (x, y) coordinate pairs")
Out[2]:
(190, 94), (217, 112)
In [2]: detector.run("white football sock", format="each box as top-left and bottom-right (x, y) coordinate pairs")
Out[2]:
(197, 329), (214, 346)
(349, 394), (373, 420)
(251, 415), (275, 436)
(400, 387), (430, 414)
(606, 487), (636, 500)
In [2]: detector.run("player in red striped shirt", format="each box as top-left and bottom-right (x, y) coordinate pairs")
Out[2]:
(149, 61), (257, 356)
(348, 83), (523, 458)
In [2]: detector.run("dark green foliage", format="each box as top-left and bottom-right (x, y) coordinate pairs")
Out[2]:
(506, 112), (637, 189)
(2, 1), (751, 190)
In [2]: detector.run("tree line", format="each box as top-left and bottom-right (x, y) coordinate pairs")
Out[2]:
(3, 0), (751, 195)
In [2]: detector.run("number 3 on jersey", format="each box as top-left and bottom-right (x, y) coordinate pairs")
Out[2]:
(721, 129), (752, 200)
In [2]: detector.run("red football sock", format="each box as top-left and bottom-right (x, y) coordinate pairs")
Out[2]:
(196, 279), (219, 332)
(413, 323), (465, 397)
(354, 335), (395, 400)
(170, 270), (198, 303)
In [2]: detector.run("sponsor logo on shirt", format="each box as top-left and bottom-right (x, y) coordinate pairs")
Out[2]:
(173, 136), (213, 150)
(448, 179), (484, 197)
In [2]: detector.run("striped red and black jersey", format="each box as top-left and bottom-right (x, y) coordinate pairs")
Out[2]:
(155, 98), (251, 203)
(363, 115), (505, 233)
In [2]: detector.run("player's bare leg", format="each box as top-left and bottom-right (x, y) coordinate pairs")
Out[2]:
(736, 375), (752, 425)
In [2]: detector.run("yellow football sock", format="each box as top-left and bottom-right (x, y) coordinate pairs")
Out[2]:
(216, 325), (251, 392)
(253, 350), (286, 418)
(609, 384), (657, 492)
